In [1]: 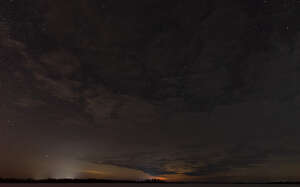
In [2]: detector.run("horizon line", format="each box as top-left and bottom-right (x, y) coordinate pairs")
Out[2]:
(0, 178), (300, 184)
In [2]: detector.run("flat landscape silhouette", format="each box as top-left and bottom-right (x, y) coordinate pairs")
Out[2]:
(1, 178), (300, 184)
(0, 178), (166, 183)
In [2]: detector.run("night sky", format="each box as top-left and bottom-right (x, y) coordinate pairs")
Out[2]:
(1, 0), (300, 182)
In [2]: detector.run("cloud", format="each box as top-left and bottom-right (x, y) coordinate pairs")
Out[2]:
(14, 97), (45, 108)
(2, 0), (300, 181)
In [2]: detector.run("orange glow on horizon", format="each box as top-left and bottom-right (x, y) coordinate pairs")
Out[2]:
(151, 176), (168, 181)
(156, 173), (204, 182)
(81, 169), (106, 175)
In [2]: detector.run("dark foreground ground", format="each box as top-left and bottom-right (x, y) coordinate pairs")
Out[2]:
(1, 179), (300, 184)
(0, 179), (165, 183)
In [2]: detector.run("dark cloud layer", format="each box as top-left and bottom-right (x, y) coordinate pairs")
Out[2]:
(1, 0), (300, 182)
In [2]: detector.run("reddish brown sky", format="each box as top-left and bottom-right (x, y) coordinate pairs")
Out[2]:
(1, 0), (300, 182)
